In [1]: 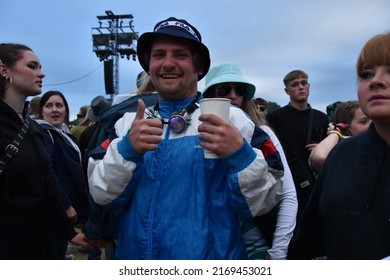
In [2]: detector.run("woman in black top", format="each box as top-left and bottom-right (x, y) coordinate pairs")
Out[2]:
(0, 43), (91, 259)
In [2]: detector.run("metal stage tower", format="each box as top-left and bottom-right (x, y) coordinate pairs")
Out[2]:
(92, 10), (138, 98)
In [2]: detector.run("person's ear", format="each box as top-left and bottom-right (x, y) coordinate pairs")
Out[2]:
(0, 64), (8, 76)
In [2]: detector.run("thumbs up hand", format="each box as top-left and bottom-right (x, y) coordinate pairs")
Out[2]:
(128, 99), (163, 154)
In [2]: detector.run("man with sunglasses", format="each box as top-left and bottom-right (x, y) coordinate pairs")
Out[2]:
(266, 70), (328, 226)
(88, 17), (283, 260)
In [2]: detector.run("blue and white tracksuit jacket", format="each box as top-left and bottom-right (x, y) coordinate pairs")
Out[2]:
(88, 95), (284, 259)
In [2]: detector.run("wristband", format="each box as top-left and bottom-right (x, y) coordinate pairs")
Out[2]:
(328, 130), (344, 141)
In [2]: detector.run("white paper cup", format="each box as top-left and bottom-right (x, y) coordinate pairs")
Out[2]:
(199, 98), (231, 159)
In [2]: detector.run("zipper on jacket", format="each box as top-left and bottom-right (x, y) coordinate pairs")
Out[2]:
(147, 128), (170, 259)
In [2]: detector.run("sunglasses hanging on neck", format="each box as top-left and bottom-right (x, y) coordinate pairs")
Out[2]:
(146, 92), (201, 134)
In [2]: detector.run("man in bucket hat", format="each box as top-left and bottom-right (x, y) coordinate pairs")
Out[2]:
(88, 17), (283, 259)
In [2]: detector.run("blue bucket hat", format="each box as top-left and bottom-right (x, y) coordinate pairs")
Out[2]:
(137, 17), (211, 81)
(203, 63), (256, 100)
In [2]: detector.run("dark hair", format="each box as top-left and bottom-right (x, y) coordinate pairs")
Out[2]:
(326, 101), (342, 123)
(333, 101), (360, 136)
(253, 97), (268, 107)
(39, 90), (70, 118)
(0, 43), (33, 99)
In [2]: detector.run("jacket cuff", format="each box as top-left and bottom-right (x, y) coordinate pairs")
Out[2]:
(223, 140), (256, 173)
(117, 133), (142, 161)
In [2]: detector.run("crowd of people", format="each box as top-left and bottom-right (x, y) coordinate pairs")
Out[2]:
(0, 17), (389, 260)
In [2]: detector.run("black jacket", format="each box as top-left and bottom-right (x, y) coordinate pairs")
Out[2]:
(288, 125), (390, 259)
(0, 101), (77, 259)
(38, 121), (89, 223)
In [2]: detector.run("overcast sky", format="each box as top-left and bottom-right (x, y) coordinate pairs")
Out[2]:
(2, 0), (390, 120)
